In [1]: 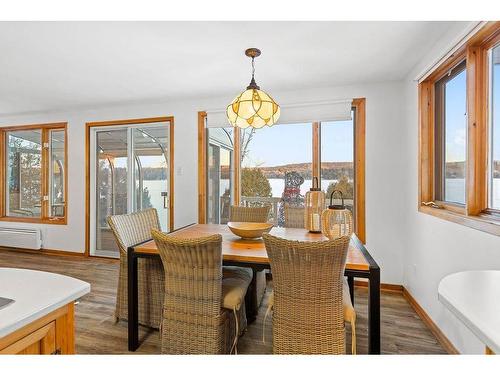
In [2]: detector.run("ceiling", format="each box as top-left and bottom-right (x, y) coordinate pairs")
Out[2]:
(0, 21), (459, 116)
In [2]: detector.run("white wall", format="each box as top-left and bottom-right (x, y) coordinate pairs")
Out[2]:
(0, 81), (406, 283)
(402, 22), (500, 353)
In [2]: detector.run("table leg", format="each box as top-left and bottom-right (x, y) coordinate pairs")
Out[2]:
(127, 249), (139, 352)
(347, 275), (355, 305)
(368, 266), (381, 354)
(245, 269), (258, 323)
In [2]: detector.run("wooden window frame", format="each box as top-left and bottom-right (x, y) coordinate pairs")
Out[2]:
(84, 116), (175, 257)
(418, 21), (500, 236)
(0, 122), (68, 225)
(198, 97), (366, 243)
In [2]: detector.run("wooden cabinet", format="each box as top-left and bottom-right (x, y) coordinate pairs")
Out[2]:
(0, 302), (75, 355)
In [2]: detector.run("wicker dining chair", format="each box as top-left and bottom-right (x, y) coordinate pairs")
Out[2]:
(263, 233), (353, 354)
(229, 205), (270, 223)
(152, 230), (252, 354)
(230, 205), (271, 307)
(107, 208), (164, 329)
(284, 205), (305, 228)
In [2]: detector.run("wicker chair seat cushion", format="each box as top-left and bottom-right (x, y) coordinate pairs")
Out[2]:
(342, 278), (355, 323)
(221, 266), (253, 311)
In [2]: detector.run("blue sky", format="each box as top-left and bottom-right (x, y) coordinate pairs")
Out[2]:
(242, 120), (353, 168)
(444, 69), (467, 163)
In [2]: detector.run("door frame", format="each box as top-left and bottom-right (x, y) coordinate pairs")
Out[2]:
(85, 116), (174, 257)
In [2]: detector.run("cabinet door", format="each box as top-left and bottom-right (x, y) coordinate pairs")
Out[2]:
(0, 321), (56, 354)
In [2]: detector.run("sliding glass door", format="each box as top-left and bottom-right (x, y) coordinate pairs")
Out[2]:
(90, 122), (170, 258)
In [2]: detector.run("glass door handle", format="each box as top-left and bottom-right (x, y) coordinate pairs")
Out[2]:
(161, 192), (168, 209)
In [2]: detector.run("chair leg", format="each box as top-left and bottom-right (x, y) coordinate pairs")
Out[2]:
(351, 319), (357, 355)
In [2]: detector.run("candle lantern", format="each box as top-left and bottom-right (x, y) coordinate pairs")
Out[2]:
(304, 177), (325, 233)
(321, 190), (353, 239)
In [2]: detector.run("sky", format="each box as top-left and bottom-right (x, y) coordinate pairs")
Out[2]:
(445, 60), (500, 163)
(241, 120), (353, 168)
(444, 69), (467, 163)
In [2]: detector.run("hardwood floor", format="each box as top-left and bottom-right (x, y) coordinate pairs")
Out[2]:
(0, 249), (447, 354)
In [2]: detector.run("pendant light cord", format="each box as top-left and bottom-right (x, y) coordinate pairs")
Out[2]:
(251, 57), (255, 80)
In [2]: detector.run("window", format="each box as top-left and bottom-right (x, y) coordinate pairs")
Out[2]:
(198, 98), (366, 242)
(207, 128), (234, 224)
(489, 43), (500, 211)
(240, 123), (312, 225)
(434, 61), (467, 205)
(320, 118), (355, 217)
(418, 21), (500, 235)
(0, 123), (67, 224)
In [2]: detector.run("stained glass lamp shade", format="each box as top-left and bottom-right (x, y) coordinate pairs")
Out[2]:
(227, 48), (280, 129)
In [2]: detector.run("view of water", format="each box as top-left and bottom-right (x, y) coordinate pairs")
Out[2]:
(446, 178), (500, 208)
(143, 178), (500, 225)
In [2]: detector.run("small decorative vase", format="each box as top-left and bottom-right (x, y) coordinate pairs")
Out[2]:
(321, 190), (353, 239)
(304, 177), (325, 233)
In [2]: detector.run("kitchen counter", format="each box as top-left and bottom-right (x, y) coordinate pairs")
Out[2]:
(0, 267), (90, 354)
(438, 270), (500, 354)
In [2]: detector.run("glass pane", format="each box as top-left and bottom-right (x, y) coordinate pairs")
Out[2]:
(49, 129), (65, 217)
(444, 69), (467, 204)
(207, 128), (233, 224)
(133, 126), (169, 231)
(490, 44), (500, 210)
(240, 123), (312, 226)
(6, 129), (42, 217)
(320, 118), (355, 218)
(95, 129), (128, 256)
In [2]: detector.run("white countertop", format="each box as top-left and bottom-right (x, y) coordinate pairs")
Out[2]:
(438, 270), (500, 353)
(0, 268), (90, 338)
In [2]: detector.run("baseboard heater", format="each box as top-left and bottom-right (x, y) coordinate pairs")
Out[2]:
(0, 227), (42, 250)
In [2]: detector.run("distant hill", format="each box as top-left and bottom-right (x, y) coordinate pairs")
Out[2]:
(241, 162), (354, 180)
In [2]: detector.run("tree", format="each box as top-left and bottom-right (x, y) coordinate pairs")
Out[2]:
(241, 168), (272, 197)
(240, 128), (256, 164)
(326, 175), (354, 200)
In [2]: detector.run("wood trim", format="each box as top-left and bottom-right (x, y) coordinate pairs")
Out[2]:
(85, 116), (172, 127)
(233, 127), (241, 205)
(418, 22), (500, 235)
(84, 116), (174, 257)
(354, 280), (403, 293)
(466, 45), (487, 215)
(402, 287), (459, 354)
(0, 122), (68, 225)
(0, 122), (67, 132)
(197, 111), (207, 224)
(418, 81), (434, 206)
(352, 98), (366, 244)
(169, 118), (175, 232)
(419, 205), (500, 236)
(312, 122), (320, 181)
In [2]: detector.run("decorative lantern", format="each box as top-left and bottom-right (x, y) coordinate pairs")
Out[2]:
(304, 177), (325, 233)
(321, 190), (353, 239)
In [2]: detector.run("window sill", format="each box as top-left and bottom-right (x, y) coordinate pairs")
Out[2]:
(0, 217), (67, 225)
(418, 205), (500, 236)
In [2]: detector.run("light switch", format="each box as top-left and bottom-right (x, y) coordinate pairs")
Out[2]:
(177, 166), (183, 176)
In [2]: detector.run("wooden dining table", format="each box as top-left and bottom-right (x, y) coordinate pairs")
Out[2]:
(128, 223), (381, 354)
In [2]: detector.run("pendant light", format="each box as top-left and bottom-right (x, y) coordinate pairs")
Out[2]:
(321, 190), (353, 240)
(226, 48), (280, 129)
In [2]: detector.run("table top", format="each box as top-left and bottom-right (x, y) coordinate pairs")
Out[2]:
(134, 224), (371, 271)
(0, 268), (90, 338)
(438, 270), (500, 353)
